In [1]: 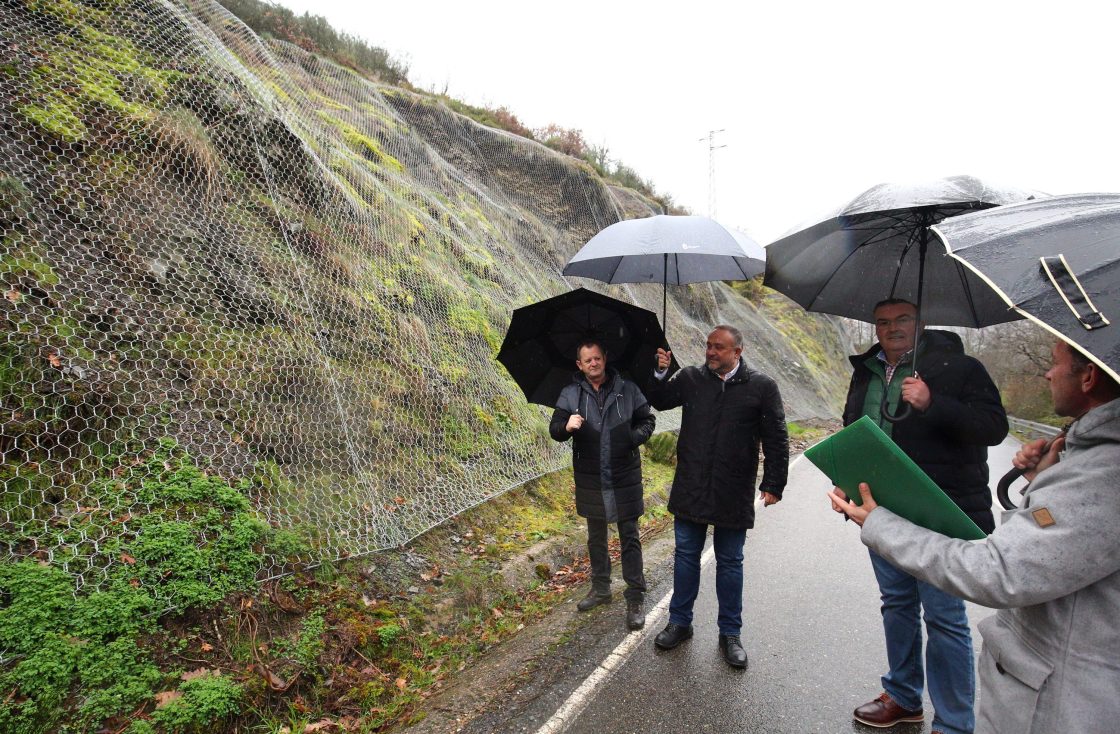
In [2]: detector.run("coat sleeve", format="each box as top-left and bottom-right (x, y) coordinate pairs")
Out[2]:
(757, 377), (789, 496)
(549, 386), (577, 442)
(644, 365), (685, 411)
(861, 451), (1120, 608)
(629, 386), (656, 448)
(841, 369), (863, 427)
(920, 358), (1008, 446)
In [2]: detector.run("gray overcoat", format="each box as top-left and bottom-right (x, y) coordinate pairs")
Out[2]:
(861, 397), (1120, 734)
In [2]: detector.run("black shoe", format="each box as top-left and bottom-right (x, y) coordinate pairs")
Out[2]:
(576, 590), (612, 612)
(654, 623), (693, 650)
(719, 634), (748, 668)
(625, 601), (645, 631)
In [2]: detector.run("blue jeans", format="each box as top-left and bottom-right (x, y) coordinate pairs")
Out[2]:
(668, 517), (746, 636)
(870, 550), (976, 734)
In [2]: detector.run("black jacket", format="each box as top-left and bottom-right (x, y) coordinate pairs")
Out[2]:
(646, 358), (788, 530)
(842, 329), (1008, 532)
(549, 371), (655, 523)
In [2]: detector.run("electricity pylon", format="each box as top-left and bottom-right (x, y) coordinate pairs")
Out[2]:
(699, 129), (727, 217)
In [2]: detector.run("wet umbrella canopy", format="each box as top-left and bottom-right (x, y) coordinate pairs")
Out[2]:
(497, 288), (677, 408)
(764, 175), (1042, 422)
(764, 175), (1042, 328)
(563, 215), (766, 326)
(934, 192), (1120, 508)
(934, 192), (1120, 383)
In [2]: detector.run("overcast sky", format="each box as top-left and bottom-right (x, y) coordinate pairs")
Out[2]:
(270, 0), (1119, 244)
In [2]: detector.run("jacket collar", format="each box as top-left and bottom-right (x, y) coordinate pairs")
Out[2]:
(1067, 396), (1120, 448)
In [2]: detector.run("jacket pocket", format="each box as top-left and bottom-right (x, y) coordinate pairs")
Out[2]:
(977, 617), (1053, 733)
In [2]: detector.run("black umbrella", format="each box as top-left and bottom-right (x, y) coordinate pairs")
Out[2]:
(934, 192), (1120, 383)
(497, 288), (678, 408)
(764, 174), (1042, 421)
(933, 192), (1120, 507)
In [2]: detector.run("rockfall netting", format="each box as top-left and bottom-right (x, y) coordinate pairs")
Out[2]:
(0, 0), (849, 588)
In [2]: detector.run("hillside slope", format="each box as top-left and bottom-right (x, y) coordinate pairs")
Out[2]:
(0, 0), (850, 580)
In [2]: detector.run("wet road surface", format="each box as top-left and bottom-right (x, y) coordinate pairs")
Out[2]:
(543, 437), (1021, 734)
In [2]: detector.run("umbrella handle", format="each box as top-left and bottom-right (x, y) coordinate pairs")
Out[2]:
(879, 394), (912, 423)
(996, 428), (1068, 510)
(995, 467), (1024, 510)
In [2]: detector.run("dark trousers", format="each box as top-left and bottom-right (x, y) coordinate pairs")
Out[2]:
(586, 517), (646, 602)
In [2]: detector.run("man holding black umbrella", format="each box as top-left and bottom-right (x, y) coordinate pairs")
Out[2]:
(549, 339), (655, 631)
(831, 337), (1120, 734)
(835, 298), (1008, 734)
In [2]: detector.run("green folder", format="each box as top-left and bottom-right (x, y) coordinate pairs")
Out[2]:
(805, 415), (987, 540)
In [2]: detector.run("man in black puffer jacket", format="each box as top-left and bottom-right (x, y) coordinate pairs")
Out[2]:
(837, 298), (1008, 734)
(549, 339), (656, 631)
(646, 324), (789, 669)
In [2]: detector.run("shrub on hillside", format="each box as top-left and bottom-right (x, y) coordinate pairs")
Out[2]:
(644, 432), (678, 466)
(217, 0), (408, 84)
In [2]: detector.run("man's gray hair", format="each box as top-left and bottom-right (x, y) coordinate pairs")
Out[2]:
(711, 324), (743, 348)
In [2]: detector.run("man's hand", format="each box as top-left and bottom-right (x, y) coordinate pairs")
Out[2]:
(1012, 435), (1066, 483)
(566, 414), (584, 433)
(900, 375), (931, 412)
(655, 348), (672, 371)
(827, 482), (879, 526)
(761, 491), (781, 506)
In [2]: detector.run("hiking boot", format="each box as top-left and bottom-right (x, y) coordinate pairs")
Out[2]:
(576, 590), (612, 611)
(625, 601), (645, 630)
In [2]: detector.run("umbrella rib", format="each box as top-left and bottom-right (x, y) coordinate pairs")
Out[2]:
(951, 260), (982, 328)
(801, 230), (890, 310)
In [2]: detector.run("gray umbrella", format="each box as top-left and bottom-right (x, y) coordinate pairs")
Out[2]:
(563, 215), (766, 326)
(933, 192), (1120, 384)
(764, 175), (1043, 328)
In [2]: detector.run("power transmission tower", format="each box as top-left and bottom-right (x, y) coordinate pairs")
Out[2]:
(699, 129), (727, 217)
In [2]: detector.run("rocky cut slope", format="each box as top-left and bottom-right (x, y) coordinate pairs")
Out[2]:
(0, 0), (851, 579)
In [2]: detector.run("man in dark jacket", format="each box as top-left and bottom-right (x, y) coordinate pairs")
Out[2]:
(836, 298), (1008, 734)
(646, 325), (788, 668)
(549, 339), (656, 631)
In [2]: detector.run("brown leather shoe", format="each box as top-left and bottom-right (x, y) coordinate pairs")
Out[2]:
(853, 692), (924, 727)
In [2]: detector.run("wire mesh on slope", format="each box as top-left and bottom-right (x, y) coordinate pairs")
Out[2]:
(0, 0), (847, 588)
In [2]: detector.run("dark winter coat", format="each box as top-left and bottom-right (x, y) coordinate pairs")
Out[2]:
(842, 329), (1008, 533)
(646, 358), (789, 530)
(549, 371), (655, 523)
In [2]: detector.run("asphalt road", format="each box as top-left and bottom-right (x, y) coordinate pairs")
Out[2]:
(543, 437), (1022, 734)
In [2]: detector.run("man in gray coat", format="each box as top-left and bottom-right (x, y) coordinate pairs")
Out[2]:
(829, 338), (1120, 734)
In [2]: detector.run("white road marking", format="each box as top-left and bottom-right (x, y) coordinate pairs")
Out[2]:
(534, 459), (806, 734)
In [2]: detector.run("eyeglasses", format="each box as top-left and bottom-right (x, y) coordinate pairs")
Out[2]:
(874, 315), (916, 328)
